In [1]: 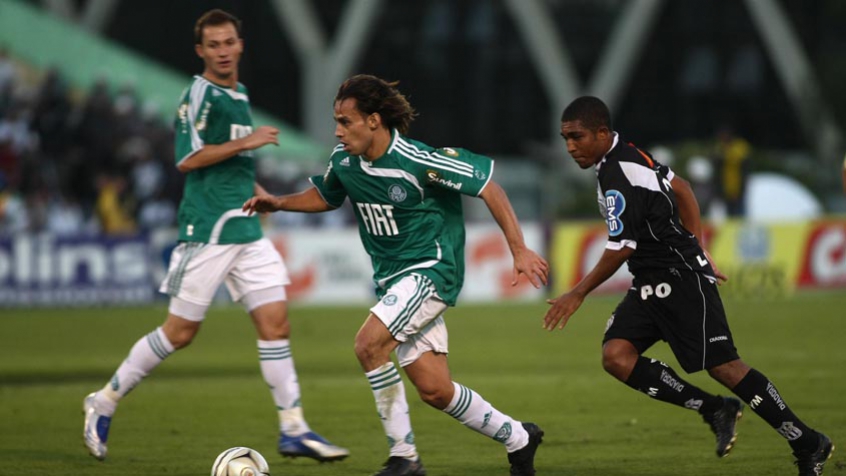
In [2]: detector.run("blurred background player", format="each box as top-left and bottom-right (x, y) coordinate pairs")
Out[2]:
(545, 96), (833, 476)
(82, 9), (348, 463)
(243, 74), (548, 476)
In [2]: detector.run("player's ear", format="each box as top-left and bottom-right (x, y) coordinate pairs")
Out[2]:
(367, 113), (382, 130)
(195, 43), (204, 58)
(596, 125), (611, 140)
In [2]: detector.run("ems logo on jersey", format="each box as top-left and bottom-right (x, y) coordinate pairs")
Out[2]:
(441, 147), (459, 157)
(604, 189), (626, 237)
(474, 169), (487, 180)
(382, 294), (398, 306)
(388, 184), (407, 203)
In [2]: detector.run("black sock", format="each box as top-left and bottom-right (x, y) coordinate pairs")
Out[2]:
(731, 368), (817, 451)
(625, 356), (723, 413)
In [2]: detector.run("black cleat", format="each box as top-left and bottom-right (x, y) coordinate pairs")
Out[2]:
(794, 432), (834, 476)
(701, 396), (743, 457)
(508, 422), (544, 476)
(372, 456), (427, 476)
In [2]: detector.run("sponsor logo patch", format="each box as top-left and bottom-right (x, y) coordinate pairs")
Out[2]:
(604, 189), (626, 237)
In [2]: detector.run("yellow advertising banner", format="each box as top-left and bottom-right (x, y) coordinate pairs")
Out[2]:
(551, 219), (845, 297)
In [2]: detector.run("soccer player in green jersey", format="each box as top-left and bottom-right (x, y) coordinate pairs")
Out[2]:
(243, 74), (549, 476)
(83, 9), (348, 463)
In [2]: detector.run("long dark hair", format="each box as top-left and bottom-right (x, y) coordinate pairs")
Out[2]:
(335, 74), (418, 135)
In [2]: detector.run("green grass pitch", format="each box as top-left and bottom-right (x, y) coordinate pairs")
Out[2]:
(1, 293), (844, 475)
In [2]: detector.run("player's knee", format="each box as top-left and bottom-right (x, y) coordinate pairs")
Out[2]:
(168, 328), (197, 350)
(354, 336), (383, 367)
(416, 385), (451, 410)
(602, 347), (633, 380)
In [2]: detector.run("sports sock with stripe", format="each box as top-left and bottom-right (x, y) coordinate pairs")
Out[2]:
(258, 339), (311, 436)
(442, 381), (529, 453)
(96, 326), (175, 415)
(366, 362), (417, 459)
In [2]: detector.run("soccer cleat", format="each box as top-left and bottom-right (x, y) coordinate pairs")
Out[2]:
(278, 431), (350, 462)
(794, 432), (834, 476)
(507, 422), (545, 476)
(701, 396), (743, 457)
(372, 456), (427, 476)
(82, 393), (111, 461)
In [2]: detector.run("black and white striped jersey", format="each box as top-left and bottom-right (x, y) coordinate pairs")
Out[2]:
(596, 134), (716, 279)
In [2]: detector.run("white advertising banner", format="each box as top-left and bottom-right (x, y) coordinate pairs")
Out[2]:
(265, 223), (544, 305)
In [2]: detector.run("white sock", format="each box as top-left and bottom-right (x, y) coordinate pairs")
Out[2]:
(95, 327), (175, 416)
(366, 362), (417, 459)
(443, 381), (529, 453)
(258, 339), (310, 436)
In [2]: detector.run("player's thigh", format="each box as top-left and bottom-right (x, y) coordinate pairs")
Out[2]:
(651, 271), (739, 373)
(159, 242), (239, 319)
(370, 273), (450, 367)
(603, 288), (662, 356)
(225, 238), (290, 305)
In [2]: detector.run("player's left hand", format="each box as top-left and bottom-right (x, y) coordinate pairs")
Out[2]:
(543, 291), (584, 331)
(242, 194), (280, 215)
(704, 249), (728, 284)
(512, 247), (549, 288)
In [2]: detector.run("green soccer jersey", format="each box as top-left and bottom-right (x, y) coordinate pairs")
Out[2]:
(310, 129), (494, 305)
(174, 75), (262, 244)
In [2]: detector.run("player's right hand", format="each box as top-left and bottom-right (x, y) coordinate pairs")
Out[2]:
(543, 291), (584, 331)
(244, 126), (280, 150)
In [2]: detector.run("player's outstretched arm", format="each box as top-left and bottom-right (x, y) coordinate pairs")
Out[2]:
(178, 126), (280, 173)
(544, 247), (632, 331)
(479, 180), (549, 288)
(671, 174), (727, 283)
(243, 187), (335, 215)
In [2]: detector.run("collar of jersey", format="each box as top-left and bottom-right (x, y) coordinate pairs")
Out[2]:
(595, 131), (620, 173)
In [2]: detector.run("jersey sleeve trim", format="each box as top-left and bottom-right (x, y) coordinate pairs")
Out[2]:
(308, 176), (339, 209)
(606, 239), (637, 251)
(475, 160), (495, 197)
(176, 148), (202, 167)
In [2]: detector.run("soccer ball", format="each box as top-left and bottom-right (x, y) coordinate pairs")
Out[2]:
(211, 447), (270, 476)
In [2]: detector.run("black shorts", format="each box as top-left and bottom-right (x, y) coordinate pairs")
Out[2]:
(603, 269), (740, 373)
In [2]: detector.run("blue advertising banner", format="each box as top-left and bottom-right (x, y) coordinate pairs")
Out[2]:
(0, 232), (176, 307)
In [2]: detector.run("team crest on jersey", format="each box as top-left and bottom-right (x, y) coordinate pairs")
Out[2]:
(441, 147), (459, 157)
(604, 189), (626, 237)
(474, 169), (487, 180)
(382, 294), (398, 306)
(388, 184), (407, 203)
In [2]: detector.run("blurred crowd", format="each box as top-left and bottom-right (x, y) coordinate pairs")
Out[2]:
(0, 48), (182, 237)
(0, 49), (350, 237)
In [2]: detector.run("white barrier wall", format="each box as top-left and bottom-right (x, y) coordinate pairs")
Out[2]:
(265, 223), (545, 304)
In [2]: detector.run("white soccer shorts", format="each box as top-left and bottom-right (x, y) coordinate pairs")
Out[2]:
(370, 273), (449, 367)
(159, 238), (290, 320)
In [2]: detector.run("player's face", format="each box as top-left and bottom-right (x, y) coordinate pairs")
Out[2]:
(334, 98), (377, 158)
(196, 23), (243, 83)
(560, 120), (611, 169)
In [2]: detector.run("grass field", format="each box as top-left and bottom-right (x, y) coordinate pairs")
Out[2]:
(1, 293), (845, 475)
